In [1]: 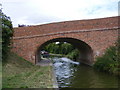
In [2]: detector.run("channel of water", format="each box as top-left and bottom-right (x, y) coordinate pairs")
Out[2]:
(52, 57), (119, 88)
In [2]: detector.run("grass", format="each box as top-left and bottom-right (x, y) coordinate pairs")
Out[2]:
(2, 52), (53, 88)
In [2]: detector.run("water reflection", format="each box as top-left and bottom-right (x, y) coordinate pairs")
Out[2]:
(53, 57), (119, 88)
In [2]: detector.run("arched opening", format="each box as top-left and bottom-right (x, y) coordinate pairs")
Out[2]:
(36, 37), (93, 66)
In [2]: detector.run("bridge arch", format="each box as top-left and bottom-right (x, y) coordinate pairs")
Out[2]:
(36, 37), (94, 66)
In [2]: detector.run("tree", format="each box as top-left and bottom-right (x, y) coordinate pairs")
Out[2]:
(1, 10), (13, 61)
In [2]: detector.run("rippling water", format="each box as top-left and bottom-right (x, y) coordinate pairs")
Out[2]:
(53, 57), (119, 88)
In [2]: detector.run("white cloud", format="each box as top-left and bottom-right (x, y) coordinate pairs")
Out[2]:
(1, 0), (119, 27)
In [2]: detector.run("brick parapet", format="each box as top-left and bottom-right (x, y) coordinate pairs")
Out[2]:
(13, 16), (119, 37)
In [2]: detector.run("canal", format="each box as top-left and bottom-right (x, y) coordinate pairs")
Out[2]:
(52, 57), (119, 88)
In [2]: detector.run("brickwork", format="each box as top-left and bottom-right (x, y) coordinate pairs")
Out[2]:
(12, 16), (119, 65)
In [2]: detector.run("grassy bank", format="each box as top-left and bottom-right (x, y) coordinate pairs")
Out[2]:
(2, 52), (53, 88)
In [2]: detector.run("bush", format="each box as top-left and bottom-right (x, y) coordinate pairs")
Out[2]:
(93, 44), (119, 75)
(66, 49), (80, 60)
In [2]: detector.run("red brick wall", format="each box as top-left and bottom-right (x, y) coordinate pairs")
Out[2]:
(12, 16), (119, 65)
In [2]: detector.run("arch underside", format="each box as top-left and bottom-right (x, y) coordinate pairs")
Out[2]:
(36, 37), (94, 66)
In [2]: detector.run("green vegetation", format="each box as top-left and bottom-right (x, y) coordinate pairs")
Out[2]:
(1, 11), (13, 89)
(43, 42), (74, 55)
(66, 49), (80, 60)
(1, 10), (13, 61)
(43, 42), (80, 60)
(2, 52), (53, 88)
(94, 38), (120, 76)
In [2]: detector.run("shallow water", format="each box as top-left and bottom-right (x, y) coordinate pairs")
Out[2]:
(52, 57), (119, 88)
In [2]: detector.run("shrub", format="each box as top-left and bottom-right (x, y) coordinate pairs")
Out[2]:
(93, 44), (119, 75)
(66, 49), (80, 60)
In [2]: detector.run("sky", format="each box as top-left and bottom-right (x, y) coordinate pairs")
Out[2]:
(1, 0), (119, 27)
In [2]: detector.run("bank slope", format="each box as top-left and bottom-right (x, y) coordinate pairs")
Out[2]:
(2, 52), (53, 88)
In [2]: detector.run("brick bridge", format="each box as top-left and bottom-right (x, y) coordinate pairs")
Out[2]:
(12, 16), (119, 66)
